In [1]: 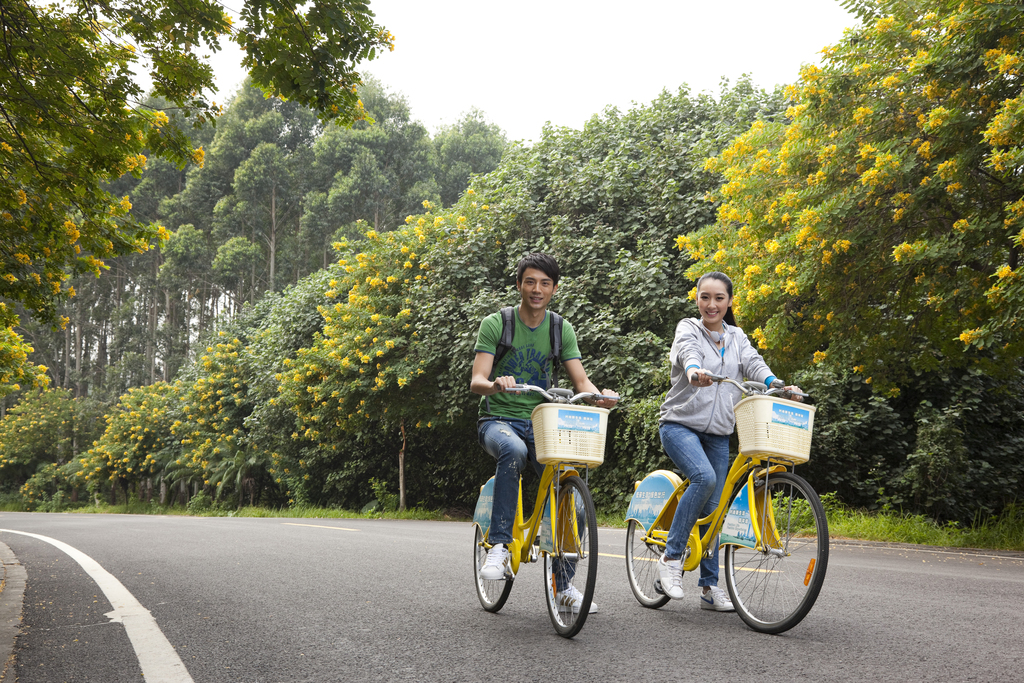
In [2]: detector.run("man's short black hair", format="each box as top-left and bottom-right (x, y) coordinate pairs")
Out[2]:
(516, 253), (560, 285)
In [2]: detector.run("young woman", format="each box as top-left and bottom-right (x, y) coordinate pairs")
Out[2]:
(656, 271), (801, 611)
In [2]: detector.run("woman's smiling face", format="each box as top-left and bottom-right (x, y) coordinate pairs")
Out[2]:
(697, 277), (732, 330)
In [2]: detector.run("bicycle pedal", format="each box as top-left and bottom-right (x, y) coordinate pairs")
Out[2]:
(653, 578), (664, 595)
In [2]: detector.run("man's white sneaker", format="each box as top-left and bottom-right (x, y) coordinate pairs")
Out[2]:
(657, 554), (685, 599)
(700, 585), (735, 612)
(554, 584), (597, 614)
(479, 544), (510, 580)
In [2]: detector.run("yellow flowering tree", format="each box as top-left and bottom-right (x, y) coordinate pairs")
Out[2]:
(687, 0), (1024, 389)
(0, 388), (104, 507)
(172, 332), (270, 505)
(81, 382), (181, 504)
(278, 218), (444, 510)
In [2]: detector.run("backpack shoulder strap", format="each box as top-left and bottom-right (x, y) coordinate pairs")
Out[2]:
(547, 311), (563, 387)
(485, 306), (517, 413)
(490, 306), (517, 379)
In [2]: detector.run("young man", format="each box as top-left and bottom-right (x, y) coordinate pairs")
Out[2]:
(470, 253), (617, 614)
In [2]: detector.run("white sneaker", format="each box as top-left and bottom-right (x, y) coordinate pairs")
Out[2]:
(657, 554), (685, 599)
(555, 584), (597, 614)
(700, 585), (735, 612)
(479, 544), (510, 581)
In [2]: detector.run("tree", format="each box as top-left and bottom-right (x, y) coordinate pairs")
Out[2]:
(433, 109), (506, 207)
(278, 225), (437, 510)
(686, 0), (1024, 390)
(1, 0), (394, 396)
(303, 78), (440, 237)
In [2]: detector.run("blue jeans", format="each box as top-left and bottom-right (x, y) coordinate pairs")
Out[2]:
(478, 416), (574, 590)
(660, 422), (731, 588)
(477, 417), (543, 546)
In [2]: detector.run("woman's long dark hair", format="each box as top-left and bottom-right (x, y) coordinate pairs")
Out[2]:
(696, 271), (737, 326)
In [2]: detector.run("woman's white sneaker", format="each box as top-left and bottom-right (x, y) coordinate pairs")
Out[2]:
(555, 585), (597, 614)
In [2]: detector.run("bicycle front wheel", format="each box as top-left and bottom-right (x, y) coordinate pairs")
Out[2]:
(473, 525), (513, 612)
(625, 520), (670, 608)
(724, 471), (828, 634)
(543, 474), (598, 638)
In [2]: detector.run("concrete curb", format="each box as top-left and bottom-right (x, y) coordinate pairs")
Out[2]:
(0, 542), (25, 682)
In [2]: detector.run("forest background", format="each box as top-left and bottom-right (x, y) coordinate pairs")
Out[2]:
(1, 0), (1022, 532)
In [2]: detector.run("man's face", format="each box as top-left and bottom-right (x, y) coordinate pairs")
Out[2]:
(516, 267), (557, 314)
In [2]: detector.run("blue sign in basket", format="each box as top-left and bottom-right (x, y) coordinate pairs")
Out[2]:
(771, 403), (811, 430)
(556, 409), (601, 433)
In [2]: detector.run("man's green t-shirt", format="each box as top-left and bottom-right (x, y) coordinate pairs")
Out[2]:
(475, 308), (581, 419)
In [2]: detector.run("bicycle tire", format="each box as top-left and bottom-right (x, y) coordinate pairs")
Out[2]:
(724, 470), (829, 634)
(625, 519), (670, 609)
(543, 475), (598, 638)
(473, 525), (513, 612)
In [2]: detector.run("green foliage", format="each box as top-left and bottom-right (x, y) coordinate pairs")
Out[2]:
(433, 109), (507, 207)
(275, 78), (783, 511)
(684, 1), (1024, 389)
(595, 397), (667, 510)
(369, 477), (398, 512)
(2, 0), (393, 394)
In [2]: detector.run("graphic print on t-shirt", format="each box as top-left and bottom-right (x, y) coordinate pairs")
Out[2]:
(499, 345), (551, 388)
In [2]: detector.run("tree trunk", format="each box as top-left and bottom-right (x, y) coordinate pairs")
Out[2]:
(398, 419), (407, 512)
(95, 319), (107, 391)
(74, 303), (82, 397)
(62, 321), (71, 388)
(159, 477), (167, 506)
(269, 184), (277, 292)
(163, 289), (173, 381)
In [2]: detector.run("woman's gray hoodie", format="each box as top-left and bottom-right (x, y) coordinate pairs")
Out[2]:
(659, 318), (775, 435)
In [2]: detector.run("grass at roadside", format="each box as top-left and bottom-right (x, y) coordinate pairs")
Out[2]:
(4, 497), (1021, 552)
(600, 497), (1024, 552)
(824, 499), (1024, 552)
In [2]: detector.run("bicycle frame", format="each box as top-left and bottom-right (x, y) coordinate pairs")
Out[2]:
(627, 452), (788, 572)
(473, 462), (584, 576)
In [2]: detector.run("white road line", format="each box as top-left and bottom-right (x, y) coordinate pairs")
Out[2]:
(282, 523), (359, 531)
(0, 529), (193, 683)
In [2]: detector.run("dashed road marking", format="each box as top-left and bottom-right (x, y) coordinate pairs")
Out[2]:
(282, 523), (360, 531)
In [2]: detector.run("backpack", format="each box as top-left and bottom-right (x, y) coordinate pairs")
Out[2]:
(489, 305), (563, 388)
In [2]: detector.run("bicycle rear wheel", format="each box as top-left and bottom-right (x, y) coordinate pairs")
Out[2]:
(724, 471), (828, 634)
(543, 474), (598, 638)
(473, 525), (513, 612)
(625, 520), (670, 608)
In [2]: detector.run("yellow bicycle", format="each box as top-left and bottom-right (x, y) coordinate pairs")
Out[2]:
(472, 385), (616, 638)
(624, 375), (828, 634)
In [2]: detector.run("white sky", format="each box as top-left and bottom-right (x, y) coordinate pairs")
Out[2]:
(206, 0), (858, 142)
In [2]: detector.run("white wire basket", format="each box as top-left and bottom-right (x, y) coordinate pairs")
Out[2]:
(734, 395), (815, 464)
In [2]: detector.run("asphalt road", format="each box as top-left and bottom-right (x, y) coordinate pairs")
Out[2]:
(0, 513), (1021, 682)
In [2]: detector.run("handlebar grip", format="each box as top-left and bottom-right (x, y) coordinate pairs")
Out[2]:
(706, 373), (727, 382)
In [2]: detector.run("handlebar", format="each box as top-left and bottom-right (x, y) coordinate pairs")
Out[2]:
(705, 374), (809, 400)
(503, 384), (620, 406)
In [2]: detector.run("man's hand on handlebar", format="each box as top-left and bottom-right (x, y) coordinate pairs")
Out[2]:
(591, 389), (619, 408)
(492, 375), (522, 394)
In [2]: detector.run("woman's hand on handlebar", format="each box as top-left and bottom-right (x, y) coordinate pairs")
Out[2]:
(783, 385), (805, 402)
(687, 368), (714, 388)
(592, 389), (619, 408)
